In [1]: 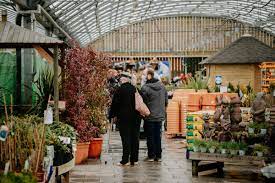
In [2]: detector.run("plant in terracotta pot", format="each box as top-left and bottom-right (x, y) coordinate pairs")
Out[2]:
(64, 46), (111, 164)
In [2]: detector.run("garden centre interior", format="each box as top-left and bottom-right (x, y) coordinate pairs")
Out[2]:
(1, 0), (275, 182)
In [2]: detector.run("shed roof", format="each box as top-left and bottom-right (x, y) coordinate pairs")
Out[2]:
(0, 21), (63, 48)
(201, 35), (275, 65)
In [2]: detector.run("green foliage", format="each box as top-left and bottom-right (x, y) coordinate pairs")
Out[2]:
(206, 141), (219, 149)
(227, 82), (235, 93)
(238, 142), (248, 151)
(253, 144), (269, 153)
(193, 139), (202, 147)
(181, 76), (209, 91)
(199, 140), (207, 148)
(29, 65), (54, 116)
(227, 141), (239, 150)
(248, 122), (269, 130)
(220, 141), (229, 149)
(45, 121), (76, 153)
(0, 172), (37, 183)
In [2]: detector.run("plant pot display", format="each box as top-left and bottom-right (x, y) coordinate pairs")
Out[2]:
(253, 144), (269, 157)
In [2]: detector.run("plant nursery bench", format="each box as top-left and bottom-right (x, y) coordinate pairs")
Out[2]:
(188, 152), (266, 177)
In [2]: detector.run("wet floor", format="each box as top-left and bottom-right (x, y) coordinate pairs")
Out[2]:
(70, 131), (264, 183)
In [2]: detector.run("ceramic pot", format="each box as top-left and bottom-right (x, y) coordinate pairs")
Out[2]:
(88, 138), (103, 159)
(256, 151), (263, 157)
(75, 142), (90, 164)
(230, 149), (238, 155)
(209, 148), (216, 153)
(260, 129), (267, 135)
(248, 128), (255, 134)
(221, 149), (227, 154)
(193, 146), (200, 152)
(200, 147), (207, 153)
(239, 150), (246, 156)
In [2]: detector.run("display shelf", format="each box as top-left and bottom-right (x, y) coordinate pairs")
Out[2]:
(259, 62), (275, 93)
(188, 151), (266, 177)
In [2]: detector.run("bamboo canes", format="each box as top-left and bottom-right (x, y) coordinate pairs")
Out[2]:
(3, 94), (11, 170)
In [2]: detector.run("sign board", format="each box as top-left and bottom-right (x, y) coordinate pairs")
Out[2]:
(215, 75), (222, 85)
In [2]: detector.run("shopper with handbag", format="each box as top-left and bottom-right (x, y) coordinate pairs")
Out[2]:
(141, 68), (168, 162)
(110, 72), (141, 166)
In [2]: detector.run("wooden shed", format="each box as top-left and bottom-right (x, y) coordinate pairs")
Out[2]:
(200, 35), (275, 92)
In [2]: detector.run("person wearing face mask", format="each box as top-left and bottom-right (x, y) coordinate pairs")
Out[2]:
(141, 68), (168, 162)
(110, 72), (141, 166)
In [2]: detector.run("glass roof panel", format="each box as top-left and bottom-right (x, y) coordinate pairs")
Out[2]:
(0, 0), (275, 45)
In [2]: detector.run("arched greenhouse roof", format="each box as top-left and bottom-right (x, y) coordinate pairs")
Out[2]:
(1, 0), (275, 45)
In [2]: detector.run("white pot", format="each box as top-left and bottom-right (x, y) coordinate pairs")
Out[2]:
(209, 148), (216, 153)
(256, 151), (263, 157)
(200, 147), (207, 153)
(260, 129), (267, 135)
(221, 149), (227, 154)
(239, 150), (246, 156)
(193, 146), (200, 152)
(230, 149), (238, 155)
(248, 128), (255, 134)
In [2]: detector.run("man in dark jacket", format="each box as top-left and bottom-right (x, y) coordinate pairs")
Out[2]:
(141, 69), (168, 162)
(110, 72), (140, 166)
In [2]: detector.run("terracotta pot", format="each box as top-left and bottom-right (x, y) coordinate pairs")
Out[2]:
(88, 138), (103, 159)
(75, 142), (90, 164)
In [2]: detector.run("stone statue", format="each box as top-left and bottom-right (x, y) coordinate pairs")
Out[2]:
(251, 92), (266, 123)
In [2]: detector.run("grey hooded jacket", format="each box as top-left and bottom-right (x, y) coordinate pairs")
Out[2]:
(141, 79), (168, 122)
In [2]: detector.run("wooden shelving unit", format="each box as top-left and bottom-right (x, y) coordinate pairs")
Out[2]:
(259, 62), (275, 93)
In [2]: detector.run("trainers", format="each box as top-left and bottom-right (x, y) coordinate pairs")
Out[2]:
(131, 162), (139, 166)
(117, 162), (130, 166)
(144, 157), (154, 162)
(155, 158), (162, 162)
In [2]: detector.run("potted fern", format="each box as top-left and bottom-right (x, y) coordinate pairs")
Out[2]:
(199, 140), (207, 153)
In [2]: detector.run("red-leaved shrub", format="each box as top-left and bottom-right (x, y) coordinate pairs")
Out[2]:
(64, 46), (111, 142)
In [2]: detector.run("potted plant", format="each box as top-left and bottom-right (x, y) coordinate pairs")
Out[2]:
(238, 142), (247, 156)
(199, 140), (207, 153)
(193, 139), (201, 152)
(207, 141), (219, 153)
(228, 141), (239, 155)
(88, 126), (104, 159)
(248, 123), (257, 134)
(253, 144), (269, 157)
(258, 123), (269, 135)
(220, 142), (229, 154)
(65, 47), (111, 164)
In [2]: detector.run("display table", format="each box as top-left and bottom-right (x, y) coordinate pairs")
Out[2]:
(188, 152), (266, 177)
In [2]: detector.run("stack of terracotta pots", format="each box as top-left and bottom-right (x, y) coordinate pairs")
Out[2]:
(167, 101), (180, 134)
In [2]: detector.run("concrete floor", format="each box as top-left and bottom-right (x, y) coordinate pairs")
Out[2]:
(70, 131), (264, 183)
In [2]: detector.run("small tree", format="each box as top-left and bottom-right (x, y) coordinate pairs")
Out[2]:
(64, 46), (111, 142)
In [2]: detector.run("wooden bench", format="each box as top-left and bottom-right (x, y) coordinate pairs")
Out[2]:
(188, 152), (266, 177)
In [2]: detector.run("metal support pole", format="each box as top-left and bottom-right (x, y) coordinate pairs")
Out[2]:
(53, 46), (59, 122)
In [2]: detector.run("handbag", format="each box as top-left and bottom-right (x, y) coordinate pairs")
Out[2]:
(135, 90), (150, 117)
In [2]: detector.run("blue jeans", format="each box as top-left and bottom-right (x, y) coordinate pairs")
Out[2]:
(144, 121), (162, 159)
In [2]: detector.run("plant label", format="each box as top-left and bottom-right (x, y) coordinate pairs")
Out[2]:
(4, 161), (10, 175)
(24, 160), (29, 170)
(0, 125), (9, 141)
(44, 107), (53, 124)
(59, 136), (71, 144)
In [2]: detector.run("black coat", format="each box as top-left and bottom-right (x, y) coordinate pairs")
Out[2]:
(110, 82), (137, 121)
